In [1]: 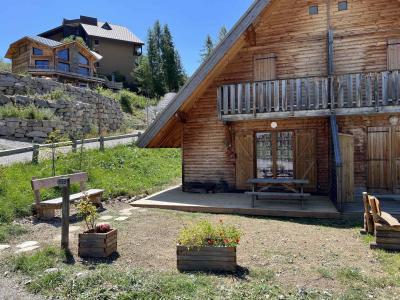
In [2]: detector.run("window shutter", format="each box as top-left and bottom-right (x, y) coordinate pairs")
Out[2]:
(253, 53), (277, 81)
(387, 39), (400, 70)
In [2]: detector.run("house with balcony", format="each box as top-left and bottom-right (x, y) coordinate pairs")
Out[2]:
(39, 15), (144, 86)
(5, 36), (103, 88)
(137, 0), (400, 217)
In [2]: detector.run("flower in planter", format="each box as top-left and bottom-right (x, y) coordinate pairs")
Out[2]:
(178, 220), (242, 248)
(76, 197), (98, 232)
(96, 223), (111, 233)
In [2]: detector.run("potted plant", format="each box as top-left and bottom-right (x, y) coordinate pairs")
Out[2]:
(77, 199), (117, 258)
(177, 220), (241, 272)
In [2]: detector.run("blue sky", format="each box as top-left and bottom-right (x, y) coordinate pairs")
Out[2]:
(1, 0), (253, 75)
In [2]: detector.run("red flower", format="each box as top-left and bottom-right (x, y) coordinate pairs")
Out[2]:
(236, 239), (240, 244)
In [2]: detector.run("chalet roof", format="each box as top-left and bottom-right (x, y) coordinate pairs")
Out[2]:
(5, 36), (103, 62)
(29, 36), (62, 47)
(137, 0), (271, 148)
(80, 21), (143, 44)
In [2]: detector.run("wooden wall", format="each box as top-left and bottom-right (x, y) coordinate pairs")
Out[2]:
(178, 0), (400, 190)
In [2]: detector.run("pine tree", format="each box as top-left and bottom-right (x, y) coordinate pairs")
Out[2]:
(174, 50), (187, 87)
(133, 56), (153, 97)
(161, 24), (179, 92)
(147, 21), (166, 97)
(218, 26), (228, 43)
(200, 35), (214, 63)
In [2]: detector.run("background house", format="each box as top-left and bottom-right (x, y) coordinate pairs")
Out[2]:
(5, 36), (103, 88)
(138, 0), (400, 212)
(39, 15), (144, 86)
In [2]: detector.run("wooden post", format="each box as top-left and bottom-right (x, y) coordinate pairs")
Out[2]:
(72, 139), (77, 153)
(58, 177), (70, 250)
(99, 136), (105, 152)
(32, 144), (39, 164)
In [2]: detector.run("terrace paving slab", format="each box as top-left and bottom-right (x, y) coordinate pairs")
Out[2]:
(0, 244), (11, 251)
(99, 215), (113, 221)
(115, 216), (129, 221)
(16, 241), (39, 249)
(15, 245), (40, 254)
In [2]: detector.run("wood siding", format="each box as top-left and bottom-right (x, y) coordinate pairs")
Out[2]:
(155, 0), (400, 193)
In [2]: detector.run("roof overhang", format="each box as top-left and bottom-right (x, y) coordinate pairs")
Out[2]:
(137, 0), (271, 148)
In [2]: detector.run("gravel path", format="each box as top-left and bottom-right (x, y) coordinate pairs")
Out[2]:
(0, 275), (43, 300)
(0, 134), (140, 166)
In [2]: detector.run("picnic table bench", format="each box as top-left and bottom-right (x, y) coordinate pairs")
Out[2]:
(31, 172), (104, 220)
(245, 178), (310, 208)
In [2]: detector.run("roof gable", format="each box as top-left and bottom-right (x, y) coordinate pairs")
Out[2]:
(137, 0), (271, 148)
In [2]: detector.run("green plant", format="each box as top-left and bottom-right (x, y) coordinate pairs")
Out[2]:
(41, 89), (72, 101)
(0, 104), (58, 121)
(62, 35), (87, 47)
(0, 58), (11, 72)
(178, 220), (241, 248)
(76, 198), (98, 231)
(0, 223), (27, 242)
(12, 246), (65, 275)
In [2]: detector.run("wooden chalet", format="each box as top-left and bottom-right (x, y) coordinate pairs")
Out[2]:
(5, 36), (103, 88)
(138, 0), (400, 216)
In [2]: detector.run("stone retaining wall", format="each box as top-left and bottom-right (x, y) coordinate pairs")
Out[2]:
(0, 72), (124, 142)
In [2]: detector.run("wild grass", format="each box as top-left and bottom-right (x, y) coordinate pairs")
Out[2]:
(96, 87), (156, 114)
(0, 104), (58, 121)
(40, 89), (73, 101)
(0, 144), (181, 223)
(0, 223), (27, 242)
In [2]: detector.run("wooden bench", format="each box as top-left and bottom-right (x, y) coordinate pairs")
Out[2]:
(368, 194), (400, 251)
(31, 172), (104, 220)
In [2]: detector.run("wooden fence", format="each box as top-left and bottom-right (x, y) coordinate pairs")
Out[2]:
(218, 70), (400, 118)
(0, 132), (141, 164)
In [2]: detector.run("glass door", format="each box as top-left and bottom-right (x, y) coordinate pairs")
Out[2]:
(256, 131), (294, 179)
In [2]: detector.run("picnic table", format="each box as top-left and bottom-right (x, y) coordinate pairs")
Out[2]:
(245, 178), (310, 208)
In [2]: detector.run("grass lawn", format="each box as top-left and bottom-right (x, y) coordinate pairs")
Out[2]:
(0, 203), (399, 299)
(0, 143), (181, 226)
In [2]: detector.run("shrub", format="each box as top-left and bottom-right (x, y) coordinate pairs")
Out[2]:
(178, 220), (241, 248)
(0, 104), (58, 121)
(76, 198), (98, 231)
(95, 87), (156, 114)
(41, 89), (72, 101)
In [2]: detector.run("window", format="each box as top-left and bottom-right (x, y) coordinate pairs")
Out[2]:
(78, 52), (89, 65)
(78, 66), (90, 76)
(254, 54), (277, 81)
(387, 39), (400, 70)
(94, 39), (99, 45)
(32, 47), (43, 55)
(256, 131), (294, 179)
(57, 62), (70, 72)
(309, 5), (318, 15)
(95, 62), (100, 68)
(338, 1), (348, 11)
(35, 60), (49, 69)
(57, 49), (69, 61)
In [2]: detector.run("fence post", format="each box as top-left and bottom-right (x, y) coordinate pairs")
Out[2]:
(58, 177), (70, 250)
(32, 144), (40, 164)
(72, 139), (77, 153)
(99, 136), (105, 152)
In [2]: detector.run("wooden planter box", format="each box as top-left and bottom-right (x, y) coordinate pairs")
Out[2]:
(177, 245), (237, 272)
(78, 229), (117, 258)
(370, 224), (400, 251)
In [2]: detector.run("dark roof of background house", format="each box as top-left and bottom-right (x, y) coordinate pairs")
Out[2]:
(29, 36), (62, 47)
(81, 21), (143, 44)
(39, 16), (144, 45)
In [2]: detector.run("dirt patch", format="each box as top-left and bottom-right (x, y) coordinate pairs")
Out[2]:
(1, 201), (397, 297)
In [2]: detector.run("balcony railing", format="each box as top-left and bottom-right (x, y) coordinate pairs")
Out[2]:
(217, 70), (400, 120)
(28, 66), (105, 83)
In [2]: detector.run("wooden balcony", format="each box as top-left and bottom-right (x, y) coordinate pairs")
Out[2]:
(217, 70), (400, 121)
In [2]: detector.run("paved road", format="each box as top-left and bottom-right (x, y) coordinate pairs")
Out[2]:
(0, 134), (140, 166)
